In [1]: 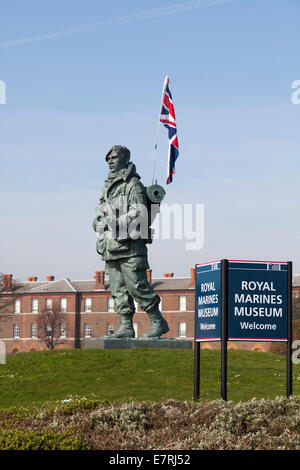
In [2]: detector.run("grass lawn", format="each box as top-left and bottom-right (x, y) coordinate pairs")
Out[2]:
(0, 348), (299, 408)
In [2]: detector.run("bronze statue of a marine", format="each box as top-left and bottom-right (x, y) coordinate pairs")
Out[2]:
(92, 145), (169, 339)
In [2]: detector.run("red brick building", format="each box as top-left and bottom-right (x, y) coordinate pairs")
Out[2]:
(0, 269), (196, 354)
(1, 269), (299, 354)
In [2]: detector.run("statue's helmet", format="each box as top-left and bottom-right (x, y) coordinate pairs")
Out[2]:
(105, 145), (130, 164)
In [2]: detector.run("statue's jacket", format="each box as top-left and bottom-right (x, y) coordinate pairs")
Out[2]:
(93, 162), (149, 266)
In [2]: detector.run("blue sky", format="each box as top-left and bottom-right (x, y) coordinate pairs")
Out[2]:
(0, 0), (300, 281)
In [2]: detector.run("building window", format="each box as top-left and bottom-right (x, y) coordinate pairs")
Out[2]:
(46, 298), (52, 311)
(159, 297), (162, 311)
(178, 322), (187, 338)
(31, 323), (37, 338)
(59, 323), (66, 338)
(179, 296), (186, 311)
(46, 324), (52, 337)
(31, 299), (38, 313)
(107, 297), (114, 312)
(84, 298), (91, 313)
(13, 324), (21, 338)
(106, 323), (114, 335)
(60, 298), (67, 312)
(14, 300), (21, 314)
(133, 322), (138, 338)
(294, 293), (300, 299)
(84, 323), (91, 338)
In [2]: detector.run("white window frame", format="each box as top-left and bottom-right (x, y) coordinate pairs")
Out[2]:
(106, 322), (114, 335)
(178, 322), (187, 338)
(13, 324), (21, 338)
(179, 296), (186, 311)
(107, 297), (114, 312)
(84, 298), (92, 313)
(14, 299), (21, 314)
(46, 298), (53, 311)
(60, 298), (67, 313)
(31, 323), (37, 339)
(31, 299), (38, 313)
(84, 323), (91, 338)
(59, 323), (66, 338)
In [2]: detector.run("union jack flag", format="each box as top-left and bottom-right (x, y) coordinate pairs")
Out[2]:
(159, 76), (179, 184)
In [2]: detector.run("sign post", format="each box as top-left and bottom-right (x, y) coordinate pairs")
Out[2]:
(194, 261), (222, 401)
(287, 261), (293, 397)
(221, 259), (228, 401)
(194, 259), (292, 401)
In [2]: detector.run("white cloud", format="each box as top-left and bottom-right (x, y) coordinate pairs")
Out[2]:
(0, 0), (239, 48)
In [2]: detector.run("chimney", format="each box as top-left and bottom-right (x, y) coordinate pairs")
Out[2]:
(28, 276), (38, 282)
(47, 275), (55, 281)
(95, 270), (105, 290)
(2, 274), (12, 292)
(163, 273), (174, 278)
(189, 267), (196, 288)
(146, 269), (152, 284)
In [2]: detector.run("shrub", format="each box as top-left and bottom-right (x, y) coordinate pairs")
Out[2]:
(0, 428), (89, 450)
(1, 395), (300, 450)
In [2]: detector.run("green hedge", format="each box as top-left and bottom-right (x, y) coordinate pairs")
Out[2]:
(0, 428), (88, 450)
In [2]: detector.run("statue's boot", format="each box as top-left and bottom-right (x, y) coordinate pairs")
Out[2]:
(142, 309), (169, 339)
(109, 314), (135, 339)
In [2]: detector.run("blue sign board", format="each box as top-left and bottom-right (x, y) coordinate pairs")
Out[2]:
(194, 259), (292, 402)
(195, 261), (221, 342)
(228, 261), (288, 342)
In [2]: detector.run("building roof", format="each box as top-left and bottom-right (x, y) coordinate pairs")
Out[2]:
(152, 277), (192, 291)
(12, 278), (77, 294)
(10, 276), (193, 294)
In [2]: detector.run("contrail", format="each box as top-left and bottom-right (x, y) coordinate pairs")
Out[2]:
(0, 0), (239, 48)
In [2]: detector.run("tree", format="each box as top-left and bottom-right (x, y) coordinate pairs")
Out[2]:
(37, 305), (67, 350)
(293, 295), (300, 320)
(0, 273), (16, 314)
(0, 274), (21, 343)
(269, 296), (300, 355)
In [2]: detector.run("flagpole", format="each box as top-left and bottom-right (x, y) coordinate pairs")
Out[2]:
(152, 76), (169, 184)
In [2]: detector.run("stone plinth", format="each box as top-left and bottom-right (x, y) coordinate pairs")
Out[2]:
(84, 337), (193, 350)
